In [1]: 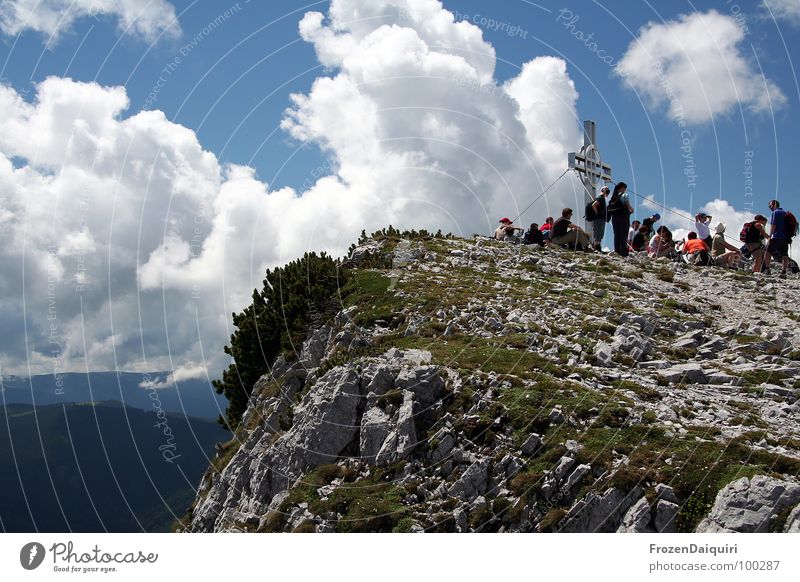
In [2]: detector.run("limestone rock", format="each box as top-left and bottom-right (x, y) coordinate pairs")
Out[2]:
(560, 487), (643, 533)
(359, 407), (390, 462)
(520, 433), (542, 456)
(784, 505), (800, 533)
(448, 459), (490, 501)
(658, 364), (708, 384)
(654, 500), (679, 533)
(696, 475), (800, 533)
(617, 497), (652, 533)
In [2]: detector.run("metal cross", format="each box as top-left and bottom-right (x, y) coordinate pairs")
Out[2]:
(568, 120), (612, 204)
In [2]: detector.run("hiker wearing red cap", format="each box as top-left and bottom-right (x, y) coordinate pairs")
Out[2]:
(495, 217), (523, 242)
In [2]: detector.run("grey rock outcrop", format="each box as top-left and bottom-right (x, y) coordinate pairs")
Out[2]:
(784, 505), (800, 533)
(696, 475), (800, 533)
(559, 487), (643, 532)
(188, 346), (447, 532)
(448, 459), (490, 501)
(617, 497), (652, 533)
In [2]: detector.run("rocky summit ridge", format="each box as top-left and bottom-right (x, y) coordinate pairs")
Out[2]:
(182, 234), (800, 533)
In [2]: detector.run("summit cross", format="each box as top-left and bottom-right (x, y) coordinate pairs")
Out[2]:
(568, 120), (612, 205)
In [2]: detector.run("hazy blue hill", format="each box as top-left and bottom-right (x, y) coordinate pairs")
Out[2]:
(0, 401), (228, 532)
(0, 372), (227, 420)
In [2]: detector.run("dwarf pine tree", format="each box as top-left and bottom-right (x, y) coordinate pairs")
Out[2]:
(213, 252), (348, 430)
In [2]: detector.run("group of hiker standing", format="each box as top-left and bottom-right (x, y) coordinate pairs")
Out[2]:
(493, 184), (797, 278)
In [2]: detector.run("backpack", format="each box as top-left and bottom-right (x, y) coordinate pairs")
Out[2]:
(584, 201), (597, 222)
(606, 195), (623, 222)
(784, 211), (798, 240)
(740, 221), (760, 244)
(584, 194), (607, 222)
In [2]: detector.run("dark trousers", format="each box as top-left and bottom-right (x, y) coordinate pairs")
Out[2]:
(611, 213), (630, 256)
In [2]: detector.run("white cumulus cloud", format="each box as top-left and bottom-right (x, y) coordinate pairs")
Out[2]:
(0, 0), (586, 378)
(0, 0), (181, 43)
(616, 10), (786, 124)
(763, 0), (800, 26)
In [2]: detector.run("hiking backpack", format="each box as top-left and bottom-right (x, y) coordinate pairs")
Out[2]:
(784, 211), (798, 240)
(584, 200), (597, 222)
(606, 195), (622, 222)
(740, 221), (760, 244)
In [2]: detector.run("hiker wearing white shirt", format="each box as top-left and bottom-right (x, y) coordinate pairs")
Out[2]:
(627, 220), (641, 246)
(495, 217), (523, 242)
(695, 212), (712, 247)
(648, 226), (676, 258)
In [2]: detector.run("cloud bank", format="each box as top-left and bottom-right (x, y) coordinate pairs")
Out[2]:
(0, 0), (587, 377)
(0, 0), (180, 43)
(616, 10), (786, 124)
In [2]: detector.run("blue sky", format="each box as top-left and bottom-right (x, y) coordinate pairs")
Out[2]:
(0, 0), (798, 376)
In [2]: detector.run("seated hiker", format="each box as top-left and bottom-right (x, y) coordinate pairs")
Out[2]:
(627, 220), (641, 246)
(648, 226), (676, 258)
(523, 223), (545, 246)
(630, 225), (650, 252)
(711, 222), (741, 268)
(495, 217), (523, 242)
(550, 208), (593, 251)
(740, 214), (769, 274)
(682, 231), (712, 266)
(540, 217), (554, 241)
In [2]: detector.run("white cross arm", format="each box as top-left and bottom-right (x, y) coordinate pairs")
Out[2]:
(568, 152), (612, 182)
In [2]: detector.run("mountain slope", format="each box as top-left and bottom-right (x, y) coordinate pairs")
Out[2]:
(183, 233), (800, 533)
(0, 401), (227, 532)
(0, 372), (227, 420)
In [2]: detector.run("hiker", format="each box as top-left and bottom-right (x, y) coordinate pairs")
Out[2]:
(523, 223), (545, 246)
(648, 226), (676, 258)
(739, 214), (769, 274)
(550, 208), (593, 251)
(540, 217), (554, 241)
(641, 213), (661, 239)
(627, 220), (641, 247)
(695, 212), (713, 248)
(586, 185), (609, 251)
(608, 182), (634, 256)
(711, 223), (741, 268)
(682, 231), (712, 266)
(630, 224), (650, 253)
(495, 217), (523, 242)
(766, 199), (796, 278)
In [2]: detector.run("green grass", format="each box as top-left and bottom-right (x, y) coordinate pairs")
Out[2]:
(268, 463), (409, 533)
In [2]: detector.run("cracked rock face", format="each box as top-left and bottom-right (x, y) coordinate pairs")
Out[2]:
(188, 346), (447, 532)
(696, 476), (800, 533)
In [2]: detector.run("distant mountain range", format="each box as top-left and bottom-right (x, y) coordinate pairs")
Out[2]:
(0, 372), (227, 420)
(0, 401), (228, 532)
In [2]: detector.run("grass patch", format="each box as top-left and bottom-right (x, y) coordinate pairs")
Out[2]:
(275, 464), (409, 533)
(613, 380), (663, 402)
(656, 269), (675, 283)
